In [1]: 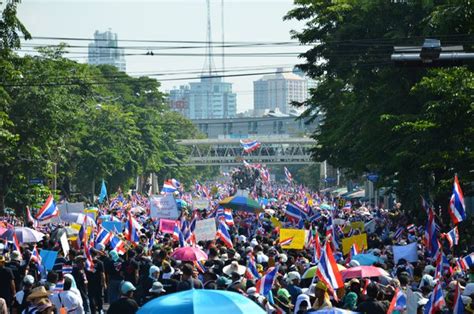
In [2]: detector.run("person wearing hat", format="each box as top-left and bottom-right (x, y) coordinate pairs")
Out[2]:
(222, 261), (246, 277)
(275, 288), (294, 313)
(25, 286), (55, 314)
(51, 275), (84, 314)
(138, 265), (160, 305)
(0, 254), (15, 308)
(72, 255), (89, 313)
(312, 281), (332, 310)
(145, 282), (166, 302)
(160, 261), (178, 295)
(108, 281), (139, 314)
(286, 271), (302, 304)
(6, 251), (23, 292)
(12, 275), (35, 314)
(104, 250), (124, 304)
(85, 249), (105, 314)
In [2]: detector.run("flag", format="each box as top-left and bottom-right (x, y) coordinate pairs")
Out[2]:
(316, 240), (344, 301)
(84, 241), (95, 272)
(95, 228), (113, 247)
(36, 195), (59, 221)
(349, 243), (359, 259)
(284, 167), (293, 183)
(172, 223), (186, 247)
(444, 226), (459, 248)
(194, 260), (206, 273)
(171, 178), (181, 189)
(394, 227), (404, 240)
(453, 282), (464, 314)
(77, 218), (87, 248)
(255, 266), (278, 296)
(126, 211), (140, 245)
(31, 245), (42, 265)
(26, 206), (37, 227)
(109, 235), (126, 254)
(223, 209), (234, 226)
(161, 180), (177, 193)
(449, 175), (466, 225)
(62, 265), (73, 274)
(216, 221), (233, 248)
(148, 231), (155, 251)
(407, 224), (416, 233)
(424, 282), (445, 314)
(98, 180), (107, 204)
(387, 288), (407, 314)
(284, 203), (306, 222)
(246, 253), (260, 280)
(279, 237), (293, 247)
(12, 232), (21, 252)
(313, 231), (322, 264)
(342, 201), (352, 210)
(240, 139), (261, 153)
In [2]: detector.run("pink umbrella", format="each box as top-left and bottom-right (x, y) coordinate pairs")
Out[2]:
(171, 247), (208, 261)
(340, 266), (389, 280)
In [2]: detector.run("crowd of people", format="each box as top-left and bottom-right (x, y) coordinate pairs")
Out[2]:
(0, 176), (472, 314)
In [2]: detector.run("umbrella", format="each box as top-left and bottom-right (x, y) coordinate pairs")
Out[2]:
(138, 289), (265, 314)
(61, 213), (96, 227)
(218, 196), (260, 212)
(340, 266), (389, 280)
(302, 264), (347, 279)
(51, 227), (79, 240)
(1, 227), (45, 243)
(171, 247), (208, 262)
(351, 254), (383, 266)
(308, 308), (360, 314)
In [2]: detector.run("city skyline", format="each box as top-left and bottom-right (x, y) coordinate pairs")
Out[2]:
(17, 0), (307, 113)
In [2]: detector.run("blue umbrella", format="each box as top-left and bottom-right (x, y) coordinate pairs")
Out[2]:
(351, 253), (383, 266)
(138, 290), (265, 314)
(308, 308), (360, 314)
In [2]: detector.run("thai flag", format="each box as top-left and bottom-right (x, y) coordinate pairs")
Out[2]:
(240, 139), (261, 153)
(424, 282), (445, 314)
(449, 175), (466, 225)
(216, 221), (233, 248)
(284, 167), (293, 183)
(387, 288), (407, 314)
(95, 228), (113, 247)
(30, 245), (42, 265)
(12, 232), (21, 252)
(194, 180), (202, 194)
(109, 235), (126, 254)
(161, 180), (177, 193)
(326, 216), (339, 250)
(453, 282), (464, 314)
(315, 240), (344, 301)
(77, 220), (87, 248)
(126, 211), (140, 245)
(223, 209), (234, 226)
(394, 227), (404, 240)
(349, 243), (359, 259)
(171, 179), (181, 189)
(62, 265), (73, 274)
(194, 260), (206, 273)
(461, 253), (474, 270)
(279, 237), (293, 247)
(342, 201), (352, 210)
(444, 226), (459, 248)
(425, 208), (439, 257)
(84, 242), (95, 272)
(148, 232), (155, 251)
(246, 253), (260, 280)
(173, 223), (186, 247)
(312, 232), (322, 264)
(36, 195), (59, 221)
(255, 266), (278, 296)
(284, 203), (305, 222)
(407, 224), (416, 233)
(421, 196), (431, 214)
(189, 214), (197, 233)
(260, 168), (270, 183)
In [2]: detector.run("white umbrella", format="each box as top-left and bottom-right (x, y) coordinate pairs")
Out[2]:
(1, 227), (45, 243)
(61, 213), (96, 227)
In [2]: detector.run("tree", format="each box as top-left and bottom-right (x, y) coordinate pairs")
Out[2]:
(285, 0), (473, 216)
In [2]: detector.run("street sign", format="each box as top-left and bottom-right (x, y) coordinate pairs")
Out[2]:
(29, 178), (44, 185)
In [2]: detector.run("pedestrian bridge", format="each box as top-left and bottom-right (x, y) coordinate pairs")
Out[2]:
(176, 137), (315, 166)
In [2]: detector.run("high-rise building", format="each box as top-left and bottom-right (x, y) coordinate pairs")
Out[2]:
(168, 76), (237, 120)
(88, 29), (126, 71)
(253, 68), (308, 115)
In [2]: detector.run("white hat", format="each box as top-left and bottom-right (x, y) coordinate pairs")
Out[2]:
(223, 261), (246, 276)
(348, 260), (360, 267)
(10, 251), (22, 262)
(286, 271), (301, 283)
(23, 275), (35, 286)
(238, 235), (247, 243)
(149, 282), (166, 294)
(279, 254), (288, 263)
(246, 287), (260, 297)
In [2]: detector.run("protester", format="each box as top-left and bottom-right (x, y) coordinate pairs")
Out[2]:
(0, 255), (15, 308)
(107, 281), (139, 314)
(50, 275), (84, 314)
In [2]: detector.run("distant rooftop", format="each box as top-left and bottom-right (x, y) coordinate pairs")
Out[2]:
(257, 67), (306, 81)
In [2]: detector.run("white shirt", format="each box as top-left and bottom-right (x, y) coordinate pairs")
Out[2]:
(50, 290), (84, 314)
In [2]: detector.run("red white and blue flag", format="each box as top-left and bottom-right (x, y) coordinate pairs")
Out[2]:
(449, 175), (466, 225)
(424, 282), (445, 314)
(171, 178), (181, 189)
(95, 228), (113, 247)
(216, 221), (233, 248)
(279, 237), (293, 247)
(246, 253), (260, 280)
(31, 245), (42, 265)
(36, 195), (59, 221)
(12, 232), (21, 252)
(453, 282), (464, 314)
(173, 223), (186, 247)
(255, 266), (278, 296)
(407, 224), (416, 233)
(461, 253), (474, 270)
(444, 226), (459, 248)
(284, 167), (293, 183)
(284, 203), (306, 222)
(162, 180), (178, 193)
(194, 260), (206, 273)
(109, 235), (126, 254)
(126, 211), (140, 245)
(387, 288), (407, 314)
(240, 139), (261, 153)
(315, 240), (344, 301)
(84, 241), (95, 272)
(349, 243), (359, 259)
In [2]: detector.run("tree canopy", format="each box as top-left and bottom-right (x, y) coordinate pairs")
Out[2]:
(285, 0), (473, 217)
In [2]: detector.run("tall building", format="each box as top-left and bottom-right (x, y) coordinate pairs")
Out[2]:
(253, 68), (308, 115)
(168, 76), (237, 120)
(88, 29), (126, 71)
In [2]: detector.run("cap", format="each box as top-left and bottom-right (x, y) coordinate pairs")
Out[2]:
(316, 281), (328, 292)
(23, 275), (35, 286)
(10, 251), (22, 262)
(246, 287), (260, 296)
(109, 250), (119, 262)
(149, 281), (166, 294)
(287, 271), (301, 282)
(121, 281), (136, 294)
(277, 288), (291, 299)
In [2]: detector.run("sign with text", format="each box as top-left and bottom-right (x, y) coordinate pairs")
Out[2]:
(194, 218), (217, 242)
(159, 219), (177, 234)
(150, 195), (179, 220)
(393, 242), (418, 263)
(342, 233), (368, 255)
(193, 198), (210, 210)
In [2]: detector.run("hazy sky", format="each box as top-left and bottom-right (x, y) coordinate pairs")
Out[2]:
(17, 0), (307, 112)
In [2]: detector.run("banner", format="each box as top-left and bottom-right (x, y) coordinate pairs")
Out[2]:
(60, 233), (69, 257)
(193, 198), (210, 210)
(150, 195), (179, 219)
(159, 219), (177, 234)
(102, 221), (123, 233)
(279, 228), (306, 250)
(343, 221), (365, 233)
(194, 218), (217, 242)
(393, 242), (418, 263)
(342, 233), (368, 255)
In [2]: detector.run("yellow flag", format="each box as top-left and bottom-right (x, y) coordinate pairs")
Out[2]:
(342, 233), (368, 255)
(279, 228), (306, 250)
